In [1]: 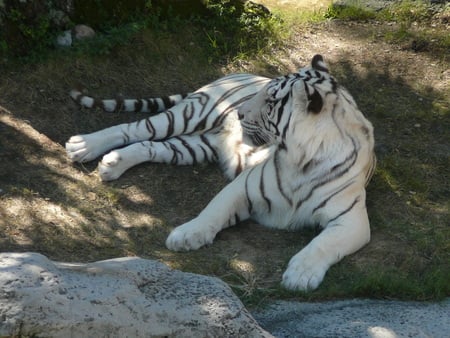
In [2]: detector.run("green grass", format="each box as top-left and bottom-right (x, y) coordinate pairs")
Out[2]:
(378, 0), (434, 23)
(324, 2), (376, 21)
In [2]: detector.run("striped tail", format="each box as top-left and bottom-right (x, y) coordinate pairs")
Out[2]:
(70, 89), (190, 114)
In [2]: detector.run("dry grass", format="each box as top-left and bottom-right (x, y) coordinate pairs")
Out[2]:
(0, 3), (449, 305)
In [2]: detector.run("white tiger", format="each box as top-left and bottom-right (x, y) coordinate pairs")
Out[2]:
(66, 55), (376, 291)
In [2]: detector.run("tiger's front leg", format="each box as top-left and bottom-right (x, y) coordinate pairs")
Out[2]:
(282, 195), (371, 291)
(166, 174), (250, 251)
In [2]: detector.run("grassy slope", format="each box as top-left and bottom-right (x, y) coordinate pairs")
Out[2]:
(0, 1), (448, 306)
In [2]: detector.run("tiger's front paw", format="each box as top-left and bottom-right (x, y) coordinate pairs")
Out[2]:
(166, 221), (215, 252)
(281, 248), (330, 291)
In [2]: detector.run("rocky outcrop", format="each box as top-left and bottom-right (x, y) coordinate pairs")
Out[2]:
(0, 252), (272, 338)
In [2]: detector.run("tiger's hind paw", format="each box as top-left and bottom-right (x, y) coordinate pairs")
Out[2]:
(66, 134), (106, 163)
(98, 151), (128, 181)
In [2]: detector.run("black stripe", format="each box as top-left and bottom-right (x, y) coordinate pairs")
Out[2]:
(259, 161), (272, 212)
(147, 99), (159, 114)
(280, 76), (289, 90)
(278, 141), (287, 151)
(134, 99), (143, 112)
(245, 167), (256, 214)
(330, 77), (338, 92)
(165, 111), (174, 137)
(277, 93), (290, 123)
(295, 139), (358, 209)
(274, 151), (292, 206)
(194, 116), (208, 134)
(115, 95), (124, 113)
(200, 135), (218, 162)
(168, 142), (183, 164)
(331, 102), (345, 137)
(234, 154), (243, 178)
(182, 103), (195, 133)
(199, 144), (211, 162)
(328, 196), (361, 224)
(302, 159), (315, 174)
(312, 180), (355, 214)
(176, 137), (197, 165)
(162, 96), (172, 109)
(145, 118), (155, 138)
(121, 131), (130, 145)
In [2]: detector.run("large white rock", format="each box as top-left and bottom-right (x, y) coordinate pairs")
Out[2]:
(0, 252), (272, 338)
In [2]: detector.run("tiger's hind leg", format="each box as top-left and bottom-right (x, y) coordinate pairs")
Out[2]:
(67, 92), (223, 164)
(66, 129), (124, 163)
(98, 134), (219, 181)
(281, 194), (370, 291)
(66, 111), (184, 163)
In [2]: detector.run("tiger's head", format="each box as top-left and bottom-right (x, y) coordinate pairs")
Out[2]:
(238, 54), (375, 183)
(238, 54), (341, 148)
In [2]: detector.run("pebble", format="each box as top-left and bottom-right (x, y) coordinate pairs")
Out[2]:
(56, 30), (72, 47)
(72, 24), (96, 40)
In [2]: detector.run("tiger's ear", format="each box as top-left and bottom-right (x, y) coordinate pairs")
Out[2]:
(311, 54), (329, 73)
(292, 79), (308, 112)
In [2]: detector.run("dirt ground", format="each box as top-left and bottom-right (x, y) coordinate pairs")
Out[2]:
(0, 17), (448, 302)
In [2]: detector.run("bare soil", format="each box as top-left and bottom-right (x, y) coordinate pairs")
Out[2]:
(0, 18), (448, 302)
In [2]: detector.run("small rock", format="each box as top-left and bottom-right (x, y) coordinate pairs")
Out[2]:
(72, 24), (96, 41)
(56, 30), (72, 47)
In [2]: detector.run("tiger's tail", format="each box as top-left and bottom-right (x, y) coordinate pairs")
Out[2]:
(70, 89), (190, 114)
